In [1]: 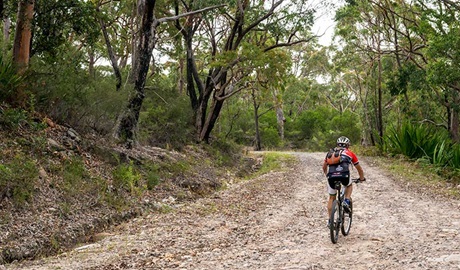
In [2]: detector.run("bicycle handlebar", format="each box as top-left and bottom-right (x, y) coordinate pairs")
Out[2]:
(351, 178), (366, 183)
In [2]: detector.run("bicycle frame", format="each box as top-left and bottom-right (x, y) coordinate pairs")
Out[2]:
(329, 178), (361, 244)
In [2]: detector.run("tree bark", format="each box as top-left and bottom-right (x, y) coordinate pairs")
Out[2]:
(2, 17), (10, 58)
(115, 0), (157, 147)
(377, 19), (384, 143)
(13, 0), (34, 74)
(450, 90), (460, 142)
(252, 88), (261, 151)
(98, 8), (122, 90)
(10, 0), (33, 107)
(273, 88), (285, 140)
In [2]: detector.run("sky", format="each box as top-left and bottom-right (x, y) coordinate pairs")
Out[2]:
(313, 16), (336, 46)
(311, 0), (344, 46)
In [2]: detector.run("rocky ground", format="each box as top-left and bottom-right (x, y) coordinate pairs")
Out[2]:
(4, 152), (460, 269)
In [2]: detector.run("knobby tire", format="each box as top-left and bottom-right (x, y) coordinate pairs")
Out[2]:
(341, 199), (352, 236)
(329, 200), (340, 244)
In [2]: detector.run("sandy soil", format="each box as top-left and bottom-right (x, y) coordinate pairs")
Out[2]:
(5, 152), (460, 270)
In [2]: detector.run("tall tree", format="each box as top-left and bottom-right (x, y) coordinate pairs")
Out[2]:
(421, 0), (460, 141)
(114, 0), (224, 147)
(9, 0), (33, 106)
(13, 0), (34, 74)
(176, 0), (316, 143)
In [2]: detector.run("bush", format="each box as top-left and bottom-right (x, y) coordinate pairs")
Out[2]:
(286, 107), (361, 151)
(29, 50), (127, 135)
(0, 155), (39, 206)
(112, 162), (142, 195)
(139, 96), (194, 149)
(0, 55), (24, 103)
(384, 121), (449, 161)
(260, 127), (282, 148)
(448, 143), (460, 169)
(207, 138), (242, 167)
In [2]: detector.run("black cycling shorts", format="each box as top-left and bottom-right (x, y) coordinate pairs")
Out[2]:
(327, 176), (351, 191)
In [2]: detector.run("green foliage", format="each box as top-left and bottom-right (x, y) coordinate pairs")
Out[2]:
(328, 112), (361, 147)
(140, 96), (193, 149)
(61, 158), (89, 195)
(384, 121), (454, 168)
(290, 108), (328, 141)
(254, 152), (295, 176)
(0, 107), (28, 129)
(0, 105), (47, 135)
(29, 49), (127, 134)
(284, 106), (361, 150)
(0, 155), (38, 206)
(112, 162), (142, 195)
(260, 127), (282, 149)
(218, 99), (254, 145)
(139, 74), (194, 149)
(207, 138), (242, 167)
(386, 64), (426, 96)
(33, 0), (100, 57)
(449, 144), (460, 169)
(144, 165), (161, 190)
(431, 140), (449, 167)
(0, 55), (23, 103)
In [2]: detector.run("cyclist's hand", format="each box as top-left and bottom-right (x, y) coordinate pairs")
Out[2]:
(360, 177), (366, 182)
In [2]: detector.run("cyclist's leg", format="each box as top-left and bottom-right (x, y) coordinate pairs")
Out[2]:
(343, 176), (353, 201)
(327, 178), (337, 217)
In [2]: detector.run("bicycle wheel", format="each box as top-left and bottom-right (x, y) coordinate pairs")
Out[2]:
(341, 199), (352, 236)
(329, 200), (340, 244)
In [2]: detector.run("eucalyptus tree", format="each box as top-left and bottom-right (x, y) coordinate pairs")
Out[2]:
(113, 0), (224, 147)
(358, 0), (460, 141)
(418, 0), (460, 141)
(286, 42), (330, 116)
(173, 0), (316, 143)
(1, 0), (11, 57)
(334, 0), (390, 144)
(12, 0), (34, 75)
(2, 0), (101, 106)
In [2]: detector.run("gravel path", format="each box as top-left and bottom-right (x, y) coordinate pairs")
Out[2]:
(6, 152), (460, 269)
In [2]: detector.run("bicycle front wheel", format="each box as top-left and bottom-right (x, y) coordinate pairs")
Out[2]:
(329, 200), (340, 244)
(341, 199), (352, 236)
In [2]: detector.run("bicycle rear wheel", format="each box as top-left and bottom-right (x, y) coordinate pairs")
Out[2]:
(329, 200), (340, 244)
(341, 199), (352, 236)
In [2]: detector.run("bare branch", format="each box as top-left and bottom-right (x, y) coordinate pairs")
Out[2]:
(157, 4), (226, 24)
(264, 36), (317, 52)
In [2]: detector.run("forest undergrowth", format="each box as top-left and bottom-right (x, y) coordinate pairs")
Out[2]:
(0, 112), (259, 265)
(1, 110), (460, 266)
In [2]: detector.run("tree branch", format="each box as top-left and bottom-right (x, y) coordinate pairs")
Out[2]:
(158, 4), (226, 24)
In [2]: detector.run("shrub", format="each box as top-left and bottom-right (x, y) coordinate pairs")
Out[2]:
(112, 162), (142, 195)
(384, 121), (449, 161)
(0, 107), (28, 129)
(61, 158), (90, 197)
(29, 51), (127, 135)
(0, 55), (24, 103)
(0, 155), (38, 206)
(449, 143), (460, 169)
(208, 138), (242, 167)
(260, 127), (282, 148)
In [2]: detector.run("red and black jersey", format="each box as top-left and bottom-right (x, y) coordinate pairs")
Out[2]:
(324, 148), (359, 178)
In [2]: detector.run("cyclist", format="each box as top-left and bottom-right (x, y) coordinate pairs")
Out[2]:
(322, 136), (365, 227)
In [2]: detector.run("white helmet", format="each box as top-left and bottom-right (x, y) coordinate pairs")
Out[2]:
(337, 136), (350, 147)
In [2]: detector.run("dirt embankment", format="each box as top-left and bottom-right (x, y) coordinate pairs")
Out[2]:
(5, 152), (460, 270)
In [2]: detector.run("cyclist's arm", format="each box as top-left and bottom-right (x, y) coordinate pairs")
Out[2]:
(355, 163), (365, 181)
(322, 161), (328, 176)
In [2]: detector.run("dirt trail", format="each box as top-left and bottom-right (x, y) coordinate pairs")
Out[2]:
(5, 152), (460, 270)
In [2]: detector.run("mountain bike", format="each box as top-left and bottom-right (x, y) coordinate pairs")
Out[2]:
(329, 178), (363, 244)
